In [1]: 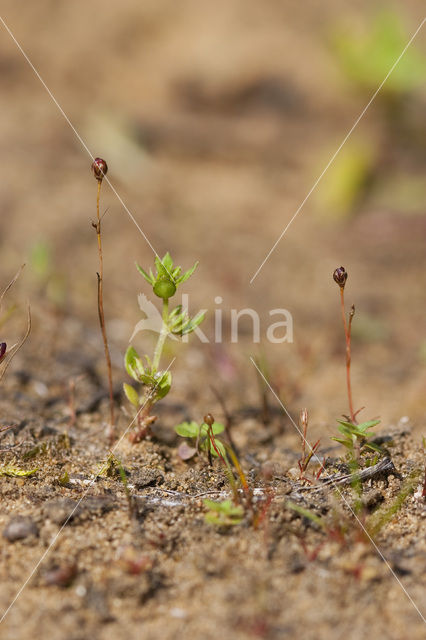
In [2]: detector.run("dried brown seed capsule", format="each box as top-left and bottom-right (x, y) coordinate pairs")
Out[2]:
(0, 342), (6, 363)
(91, 157), (108, 181)
(333, 266), (348, 289)
(204, 413), (214, 427)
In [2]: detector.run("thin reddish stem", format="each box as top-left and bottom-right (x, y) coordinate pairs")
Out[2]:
(95, 180), (115, 438)
(340, 288), (355, 423)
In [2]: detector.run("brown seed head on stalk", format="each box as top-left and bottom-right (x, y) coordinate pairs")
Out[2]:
(333, 266), (348, 289)
(299, 408), (308, 431)
(204, 413), (214, 427)
(0, 342), (6, 363)
(91, 157), (108, 182)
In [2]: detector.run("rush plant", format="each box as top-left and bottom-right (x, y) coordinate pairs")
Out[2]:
(124, 252), (205, 442)
(91, 158), (115, 441)
(0, 266), (31, 383)
(332, 266), (381, 461)
(333, 266), (356, 422)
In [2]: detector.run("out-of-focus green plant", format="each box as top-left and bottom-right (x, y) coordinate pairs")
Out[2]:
(315, 141), (376, 220)
(317, 11), (426, 220)
(203, 499), (244, 527)
(332, 10), (426, 96)
(29, 240), (67, 308)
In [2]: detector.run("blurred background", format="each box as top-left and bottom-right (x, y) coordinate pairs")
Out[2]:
(0, 1), (425, 441)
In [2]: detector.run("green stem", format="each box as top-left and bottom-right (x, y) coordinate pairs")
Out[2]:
(152, 298), (169, 371)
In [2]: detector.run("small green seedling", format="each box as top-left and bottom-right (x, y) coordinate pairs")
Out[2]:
(332, 419), (382, 459)
(203, 499), (244, 527)
(298, 408), (323, 482)
(97, 453), (123, 478)
(124, 252), (205, 442)
(175, 418), (226, 460)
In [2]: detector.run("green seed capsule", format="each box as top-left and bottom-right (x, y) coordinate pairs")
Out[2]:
(153, 276), (176, 299)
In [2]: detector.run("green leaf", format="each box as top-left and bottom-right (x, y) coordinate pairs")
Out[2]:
(175, 421), (200, 438)
(136, 263), (154, 285)
(338, 419), (380, 431)
(337, 423), (353, 437)
(58, 471), (70, 486)
(357, 420), (381, 432)
(200, 433), (226, 458)
(0, 467), (38, 478)
(155, 256), (169, 278)
(124, 346), (144, 381)
(154, 371), (172, 399)
(286, 500), (325, 528)
(123, 383), (140, 407)
(180, 310), (206, 335)
(210, 439), (226, 458)
(169, 305), (183, 320)
(176, 261), (198, 285)
(203, 499), (244, 526)
(364, 441), (384, 453)
(161, 252), (174, 272)
(201, 422), (225, 436)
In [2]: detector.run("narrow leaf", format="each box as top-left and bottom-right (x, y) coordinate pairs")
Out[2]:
(136, 263), (154, 285)
(123, 383), (140, 407)
(176, 261), (198, 284)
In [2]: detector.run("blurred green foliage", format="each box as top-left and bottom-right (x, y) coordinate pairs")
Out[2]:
(29, 240), (66, 308)
(316, 10), (426, 221)
(332, 10), (426, 96)
(315, 141), (375, 220)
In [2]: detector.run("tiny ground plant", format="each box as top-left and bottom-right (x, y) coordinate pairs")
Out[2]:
(203, 499), (244, 527)
(124, 252), (205, 442)
(200, 415), (274, 530)
(175, 414), (226, 461)
(331, 419), (382, 461)
(333, 266), (356, 422)
(333, 266), (381, 461)
(297, 408), (323, 482)
(91, 158), (115, 441)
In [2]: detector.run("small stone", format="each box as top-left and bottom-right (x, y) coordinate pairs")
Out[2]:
(132, 468), (164, 489)
(3, 515), (38, 542)
(43, 498), (80, 525)
(43, 496), (115, 525)
(361, 489), (384, 510)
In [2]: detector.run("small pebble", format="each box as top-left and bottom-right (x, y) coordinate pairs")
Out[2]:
(2, 515), (38, 542)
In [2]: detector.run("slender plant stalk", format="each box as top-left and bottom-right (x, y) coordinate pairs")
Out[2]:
(94, 178), (115, 435)
(339, 287), (355, 423)
(152, 298), (169, 371)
